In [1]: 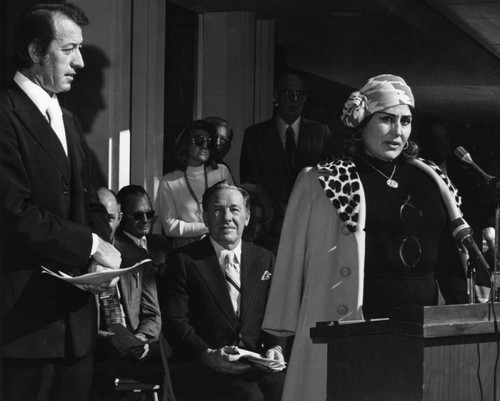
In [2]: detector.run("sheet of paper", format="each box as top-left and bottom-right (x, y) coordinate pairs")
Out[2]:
(227, 348), (287, 372)
(41, 259), (152, 288)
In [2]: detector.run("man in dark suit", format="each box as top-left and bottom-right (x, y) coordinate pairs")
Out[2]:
(92, 187), (165, 399)
(240, 73), (334, 238)
(159, 181), (286, 401)
(0, 4), (121, 401)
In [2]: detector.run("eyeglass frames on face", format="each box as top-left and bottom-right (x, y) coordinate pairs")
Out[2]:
(279, 89), (306, 101)
(125, 211), (155, 221)
(398, 195), (423, 269)
(191, 135), (212, 147)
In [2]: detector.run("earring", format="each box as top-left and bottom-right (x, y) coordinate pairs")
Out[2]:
(403, 141), (409, 150)
(352, 131), (362, 142)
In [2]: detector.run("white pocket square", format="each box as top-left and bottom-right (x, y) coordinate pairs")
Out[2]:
(261, 271), (272, 280)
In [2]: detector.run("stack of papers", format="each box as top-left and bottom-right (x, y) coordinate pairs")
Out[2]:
(227, 348), (287, 372)
(41, 259), (151, 290)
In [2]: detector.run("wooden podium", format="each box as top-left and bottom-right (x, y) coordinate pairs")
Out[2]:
(310, 303), (500, 401)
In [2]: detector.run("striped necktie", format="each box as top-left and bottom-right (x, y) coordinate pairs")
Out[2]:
(99, 285), (125, 328)
(223, 251), (240, 317)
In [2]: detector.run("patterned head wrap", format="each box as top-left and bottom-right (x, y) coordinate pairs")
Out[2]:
(341, 74), (415, 128)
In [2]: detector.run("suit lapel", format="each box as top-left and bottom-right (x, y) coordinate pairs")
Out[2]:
(239, 242), (263, 323)
(118, 272), (133, 321)
(64, 112), (81, 172)
(194, 240), (239, 327)
(258, 121), (293, 183)
(114, 234), (146, 326)
(11, 86), (71, 185)
(267, 121), (289, 163)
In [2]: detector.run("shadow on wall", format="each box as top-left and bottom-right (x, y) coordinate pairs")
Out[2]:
(63, 45), (109, 188)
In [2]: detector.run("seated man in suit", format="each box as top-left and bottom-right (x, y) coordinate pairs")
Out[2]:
(159, 181), (286, 401)
(117, 185), (172, 277)
(92, 186), (163, 399)
(240, 72), (334, 239)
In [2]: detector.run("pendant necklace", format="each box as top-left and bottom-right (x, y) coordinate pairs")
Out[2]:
(360, 157), (399, 189)
(184, 166), (208, 218)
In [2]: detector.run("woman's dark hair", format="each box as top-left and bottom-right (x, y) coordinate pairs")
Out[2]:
(173, 120), (218, 171)
(14, 3), (89, 70)
(340, 107), (419, 160)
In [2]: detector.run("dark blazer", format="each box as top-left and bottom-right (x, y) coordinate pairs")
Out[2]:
(111, 232), (162, 340)
(0, 82), (109, 358)
(146, 232), (172, 277)
(159, 237), (285, 362)
(240, 117), (334, 203)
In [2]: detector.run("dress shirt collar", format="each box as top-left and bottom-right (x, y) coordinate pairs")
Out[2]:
(14, 71), (54, 119)
(210, 236), (242, 269)
(123, 231), (148, 251)
(276, 116), (301, 148)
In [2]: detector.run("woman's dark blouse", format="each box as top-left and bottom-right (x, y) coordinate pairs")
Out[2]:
(355, 154), (467, 318)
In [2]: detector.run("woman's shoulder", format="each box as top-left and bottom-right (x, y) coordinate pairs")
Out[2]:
(316, 154), (356, 175)
(160, 169), (184, 182)
(209, 163), (232, 177)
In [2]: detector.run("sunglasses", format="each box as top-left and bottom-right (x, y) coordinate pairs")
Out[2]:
(191, 135), (212, 147)
(125, 211), (155, 221)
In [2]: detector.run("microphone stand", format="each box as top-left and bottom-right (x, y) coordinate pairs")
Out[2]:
(467, 256), (476, 304)
(477, 174), (500, 303)
(454, 146), (500, 302)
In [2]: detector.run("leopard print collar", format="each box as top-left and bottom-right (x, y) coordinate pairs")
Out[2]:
(317, 155), (461, 233)
(317, 155), (361, 233)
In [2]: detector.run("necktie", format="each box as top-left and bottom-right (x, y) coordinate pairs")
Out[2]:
(223, 251), (240, 317)
(99, 285), (125, 328)
(285, 125), (296, 166)
(46, 97), (68, 156)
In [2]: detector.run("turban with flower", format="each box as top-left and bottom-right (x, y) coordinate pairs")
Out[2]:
(340, 74), (415, 128)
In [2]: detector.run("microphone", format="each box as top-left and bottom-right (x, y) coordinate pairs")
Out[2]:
(454, 146), (499, 189)
(450, 217), (490, 272)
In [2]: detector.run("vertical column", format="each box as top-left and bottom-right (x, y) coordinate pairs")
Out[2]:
(195, 12), (255, 183)
(195, 12), (275, 182)
(130, 0), (166, 199)
(254, 19), (275, 124)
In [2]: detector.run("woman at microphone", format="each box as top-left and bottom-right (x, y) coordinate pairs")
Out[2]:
(262, 74), (469, 401)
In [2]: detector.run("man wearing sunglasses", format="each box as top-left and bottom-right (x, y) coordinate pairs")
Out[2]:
(92, 185), (166, 399)
(240, 72), (335, 239)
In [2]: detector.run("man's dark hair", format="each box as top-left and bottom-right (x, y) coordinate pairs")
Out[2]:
(202, 180), (250, 213)
(275, 72), (306, 91)
(13, 2), (89, 70)
(117, 185), (151, 211)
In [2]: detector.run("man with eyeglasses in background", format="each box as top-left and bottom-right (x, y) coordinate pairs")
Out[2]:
(240, 72), (335, 240)
(91, 185), (166, 400)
